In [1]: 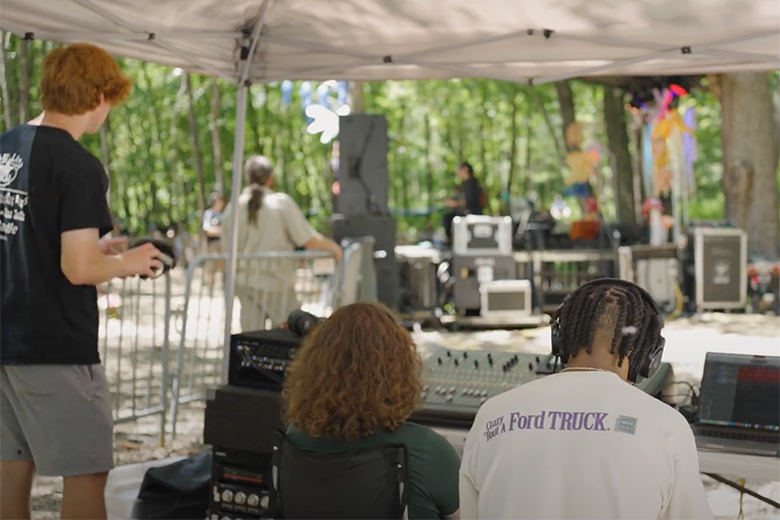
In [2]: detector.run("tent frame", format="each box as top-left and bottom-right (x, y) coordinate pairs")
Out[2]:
(5, 4), (778, 382)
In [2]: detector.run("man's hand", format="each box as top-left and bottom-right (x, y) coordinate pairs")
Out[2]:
(99, 236), (128, 255)
(120, 243), (164, 279)
(332, 245), (343, 262)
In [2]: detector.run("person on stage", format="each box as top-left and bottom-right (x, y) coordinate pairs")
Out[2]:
(459, 280), (713, 519)
(283, 302), (461, 519)
(222, 155), (342, 330)
(442, 162), (485, 245)
(1, 43), (164, 520)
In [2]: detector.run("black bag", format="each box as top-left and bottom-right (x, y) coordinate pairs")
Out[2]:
(131, 451), (212, 520)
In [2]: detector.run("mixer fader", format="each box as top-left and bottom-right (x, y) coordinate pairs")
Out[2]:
(412, 346), (554, 428)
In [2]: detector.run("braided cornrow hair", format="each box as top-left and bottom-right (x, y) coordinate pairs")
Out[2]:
(552, 281), (664, 378)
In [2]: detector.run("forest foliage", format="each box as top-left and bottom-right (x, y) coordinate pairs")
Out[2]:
(1, 35), (775, 239)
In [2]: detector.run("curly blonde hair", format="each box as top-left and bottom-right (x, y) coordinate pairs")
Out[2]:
(283, 302), (422, 441)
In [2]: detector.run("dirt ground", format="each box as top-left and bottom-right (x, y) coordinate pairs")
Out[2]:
(29, 312), (780, 519)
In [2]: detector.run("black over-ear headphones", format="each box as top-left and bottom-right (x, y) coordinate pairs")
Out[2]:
(550, 278), (665, 382)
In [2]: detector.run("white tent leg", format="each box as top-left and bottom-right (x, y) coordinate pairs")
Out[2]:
(221, 82), (248, 383)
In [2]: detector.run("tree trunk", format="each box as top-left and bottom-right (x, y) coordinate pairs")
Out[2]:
(424, 113), (433, 210)
(478, 83), (488, 212)
(0, 31), (13, 130)
(506, 90), (519, 200)
(184, 74), (207, 224)
(529, 87), (564, 164)
(210, 78), (225, 190)
(555, 81), (576, 151)
(99, 118), (111, 203)
(246, 84), (263, 155)
(18, 39), (30, 123)
(524, 116), (533, 194)
(603, 86), (636, 223)
(719, 73), (780, 258)
(348, 81), (364, 113)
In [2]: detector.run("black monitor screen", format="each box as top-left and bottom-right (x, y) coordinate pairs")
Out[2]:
(697, 353), (780, 432)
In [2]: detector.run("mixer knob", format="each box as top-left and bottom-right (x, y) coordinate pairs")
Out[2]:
(454, 359), (459, 367)
(445, 394), (453, 402)
(449, 386), (456, 393)
(479, 397), (487, 404)
(234, 491), (247, 505)
(536, 356), (541, 363)
(213, 486), (221, 502)
(446, 351), (451, 357)
(423, 385), (429, 391)
(474, 360), (479, 370)
(487, 354), (493, 366)
(513, 355), (519, 362)
(463, 352), (468, 359)
(247, 494), (260, 507)
(528, 363), (533, 371)
(222, 489), (234, 502)
(481, 390), (488, 397)
(437, 357), (442, 365)
(462, 388), (468, 395)
(260, 495), (270, 509)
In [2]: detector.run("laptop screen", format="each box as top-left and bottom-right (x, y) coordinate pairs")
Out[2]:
(697, 353), (780, 432)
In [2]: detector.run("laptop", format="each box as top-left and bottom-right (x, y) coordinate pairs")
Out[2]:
(693, 353), (780, 457)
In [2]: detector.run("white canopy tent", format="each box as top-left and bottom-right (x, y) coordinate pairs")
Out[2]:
(3, 0), (779, 379)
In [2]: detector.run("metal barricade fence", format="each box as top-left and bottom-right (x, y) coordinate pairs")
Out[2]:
(98, 273), (173, 444)
(169, 250), (337, 437)
(97, 245), (375, 441)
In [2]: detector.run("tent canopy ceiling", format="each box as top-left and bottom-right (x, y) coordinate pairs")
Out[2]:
(2, 0), (779, 84)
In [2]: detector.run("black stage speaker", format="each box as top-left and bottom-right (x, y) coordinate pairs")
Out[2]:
(337, 114), (388, 217)
(332, 214), (399, 309)
(204, 385), (283, 455)
(694, 228), (747, 311)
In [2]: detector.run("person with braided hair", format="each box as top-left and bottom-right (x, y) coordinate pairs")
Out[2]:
(221, 155), (342, 330)
(459, 280), (713, 519)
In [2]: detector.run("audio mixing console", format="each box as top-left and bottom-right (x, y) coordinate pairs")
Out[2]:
(412, 344), (672, 428)
(412, 346), (556, 427)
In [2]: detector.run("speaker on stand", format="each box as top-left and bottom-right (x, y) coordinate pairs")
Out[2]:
(331, 114), (399, 310)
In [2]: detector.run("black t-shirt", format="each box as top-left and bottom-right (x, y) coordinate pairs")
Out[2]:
(460, 177), (484, 215)
(0, 125), (113, 365)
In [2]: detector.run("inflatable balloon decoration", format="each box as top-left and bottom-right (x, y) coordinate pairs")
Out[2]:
(562, 122), (600, 199)
(635, 83), (697, 244)
(648, 86), (694, 196)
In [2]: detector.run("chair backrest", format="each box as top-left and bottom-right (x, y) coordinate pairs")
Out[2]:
(270, 431), (409, 519)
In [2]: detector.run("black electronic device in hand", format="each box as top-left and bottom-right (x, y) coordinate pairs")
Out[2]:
(132, 239), (177, 279)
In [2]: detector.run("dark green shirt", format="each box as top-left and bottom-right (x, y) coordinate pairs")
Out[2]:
(286, 422), (460, 519)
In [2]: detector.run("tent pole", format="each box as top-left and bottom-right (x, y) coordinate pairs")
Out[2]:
(221, 82), (248, 383)
(220, 2), (267, 382)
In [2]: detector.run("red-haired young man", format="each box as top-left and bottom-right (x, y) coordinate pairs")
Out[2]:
(0, 43), (163, 520)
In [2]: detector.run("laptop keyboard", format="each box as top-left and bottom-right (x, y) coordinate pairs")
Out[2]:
(698, 428), (780, 444)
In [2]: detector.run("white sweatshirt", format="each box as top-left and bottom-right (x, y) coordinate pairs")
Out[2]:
(459, 370), (713, 519)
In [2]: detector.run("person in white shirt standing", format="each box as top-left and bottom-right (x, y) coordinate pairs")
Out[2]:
(459, 279), (713, 520)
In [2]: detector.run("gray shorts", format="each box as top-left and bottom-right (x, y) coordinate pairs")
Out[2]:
(0, 364), (114, 477)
